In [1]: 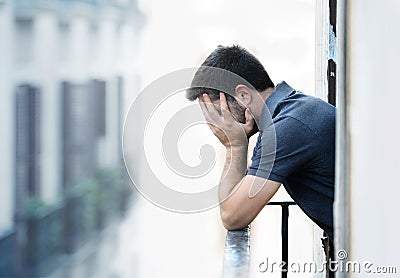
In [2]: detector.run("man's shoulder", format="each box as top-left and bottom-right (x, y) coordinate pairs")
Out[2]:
(274, 93), (335, 133)
(281, 91), (336, 114)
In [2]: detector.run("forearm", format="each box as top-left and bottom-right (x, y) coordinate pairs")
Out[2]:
(218, 143), (280, 230)
(219, 144), (248, 207)
(198, 92), (256, 228)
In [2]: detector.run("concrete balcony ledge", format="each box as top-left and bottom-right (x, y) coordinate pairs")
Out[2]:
(222, 226), (250, 278)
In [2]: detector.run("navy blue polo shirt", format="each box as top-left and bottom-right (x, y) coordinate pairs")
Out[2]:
(247, 81), (336, 239)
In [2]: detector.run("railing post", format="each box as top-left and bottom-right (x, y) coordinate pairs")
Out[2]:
(267, 201), (296, 278)
(221, 202), (296, 278)
(281, 204), (289, 278)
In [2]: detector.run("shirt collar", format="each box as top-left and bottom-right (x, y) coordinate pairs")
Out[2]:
(258, 81), (296, 131)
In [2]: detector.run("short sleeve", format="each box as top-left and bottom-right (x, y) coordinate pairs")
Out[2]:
(248, 116), (318, 183)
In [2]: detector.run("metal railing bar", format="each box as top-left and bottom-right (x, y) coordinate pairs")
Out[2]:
(267, 201), (297, 278)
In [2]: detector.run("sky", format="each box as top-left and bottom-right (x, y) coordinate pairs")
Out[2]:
(137, 0), (316, 94)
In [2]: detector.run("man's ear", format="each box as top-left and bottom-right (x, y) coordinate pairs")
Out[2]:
(234, 84), (253, 106)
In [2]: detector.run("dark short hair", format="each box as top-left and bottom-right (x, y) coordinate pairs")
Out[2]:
(186, 45), (274, 102)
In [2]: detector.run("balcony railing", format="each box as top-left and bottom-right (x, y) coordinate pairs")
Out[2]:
(222, 201), (296, 278)
(222, 226), (250, 278)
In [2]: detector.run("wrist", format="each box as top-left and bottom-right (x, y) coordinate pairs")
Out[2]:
(226, 143), (248, 153)
(224, 144), (248, 176)
(226, 138), (249, 149)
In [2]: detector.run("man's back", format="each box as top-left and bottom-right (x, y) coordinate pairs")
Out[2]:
(248, 81), (336, 238)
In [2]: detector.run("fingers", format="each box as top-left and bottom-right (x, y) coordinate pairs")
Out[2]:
(219, 92), (232, 119)
(199, 93), (236, 127)
(199, 94), (220, 127)
(199, 99), (224, 139)
(198, 101), (215, 129)
(198, 97), (208, 116)
(201, 94), (222, 123)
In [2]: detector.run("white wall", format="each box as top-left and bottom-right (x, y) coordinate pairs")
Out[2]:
(0, 0), (14, 233)
(348, 0), (400, 275)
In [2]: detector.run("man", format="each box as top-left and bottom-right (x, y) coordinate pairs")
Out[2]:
(186, 45), (335, 240)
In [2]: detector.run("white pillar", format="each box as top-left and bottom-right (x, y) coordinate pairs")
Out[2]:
(32, 11), (61, 204)
(315, 0), (329, 101)
(0, 0), (15, 232)
(313, 2), (331, 275)
(118, 23), (141, 124)
(347, 0), (400, 273)
(95, 18), (119, 168)
(68, 16), (90, 82)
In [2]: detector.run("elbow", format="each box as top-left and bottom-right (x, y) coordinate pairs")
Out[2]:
(221, 209), (249, 231)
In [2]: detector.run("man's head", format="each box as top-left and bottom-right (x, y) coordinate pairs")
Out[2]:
(186, 45), (274, 123)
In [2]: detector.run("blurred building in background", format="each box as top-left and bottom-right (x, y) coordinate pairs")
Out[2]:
(0, 0), (144, 276)
(3, 0), (398, 277)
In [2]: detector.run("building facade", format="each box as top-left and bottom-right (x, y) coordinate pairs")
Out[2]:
(0, 0), (144, 275)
